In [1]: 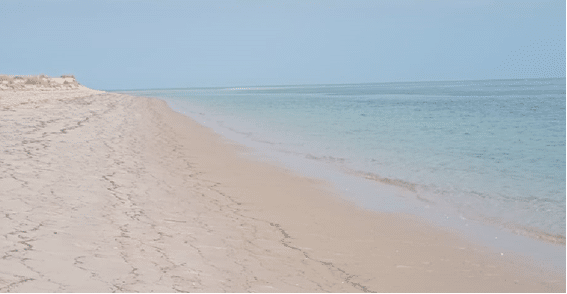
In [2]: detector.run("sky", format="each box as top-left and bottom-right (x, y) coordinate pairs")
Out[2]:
(0, 0), (564, 90)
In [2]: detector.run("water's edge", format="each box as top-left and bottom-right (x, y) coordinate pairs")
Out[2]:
(114, 79), (565, 272)
(161, 95), (566, 273)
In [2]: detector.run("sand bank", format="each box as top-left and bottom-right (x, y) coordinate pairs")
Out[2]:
(0, 84), (564, 291)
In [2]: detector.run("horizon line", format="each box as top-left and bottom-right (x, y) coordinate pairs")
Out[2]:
(104, 76), (566, 92)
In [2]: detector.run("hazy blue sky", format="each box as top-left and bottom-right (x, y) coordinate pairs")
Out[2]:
(0, 0), (564, 90)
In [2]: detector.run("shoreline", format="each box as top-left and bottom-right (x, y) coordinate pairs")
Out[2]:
(147, 95), (565, 291)
(157, 93), (565, 263)
(142, 83), (565, 247)
(0, 88), (564, 291)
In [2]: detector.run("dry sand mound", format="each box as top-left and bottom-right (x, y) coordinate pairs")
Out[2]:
(0, 75), (104, 108)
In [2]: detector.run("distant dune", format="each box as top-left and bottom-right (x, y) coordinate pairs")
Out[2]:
(0, 74), (87, 91)
(0, 75), (104, 108)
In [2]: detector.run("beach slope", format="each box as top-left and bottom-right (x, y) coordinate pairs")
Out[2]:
(0, 79), (563, 292)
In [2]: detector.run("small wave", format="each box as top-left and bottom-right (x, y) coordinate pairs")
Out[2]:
(305, 154), (346, 163)
(351, 170), (417, 193)
(483, 216), (566, 245)
(348, 169), (565, 245)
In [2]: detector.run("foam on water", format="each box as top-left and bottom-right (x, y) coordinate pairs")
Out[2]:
(118, 78), (566, 249)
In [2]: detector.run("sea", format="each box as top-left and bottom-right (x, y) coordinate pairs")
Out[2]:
(118, 78), (565, 267)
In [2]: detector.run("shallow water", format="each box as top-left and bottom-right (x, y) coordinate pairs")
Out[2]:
(118, 78), (566, 242)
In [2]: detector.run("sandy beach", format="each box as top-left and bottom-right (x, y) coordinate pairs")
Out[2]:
(0, 78), (564, 292)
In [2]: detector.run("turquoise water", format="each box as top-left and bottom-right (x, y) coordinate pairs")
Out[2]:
(119, 78), (566, 240)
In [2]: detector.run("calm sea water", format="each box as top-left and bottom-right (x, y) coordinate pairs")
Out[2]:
(119, 78), (566, 241)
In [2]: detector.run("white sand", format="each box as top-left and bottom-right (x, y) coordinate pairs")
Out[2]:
(0, 77), (564, 292)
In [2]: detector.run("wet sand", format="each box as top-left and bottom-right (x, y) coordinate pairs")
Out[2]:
(0, 86), (564, 292)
